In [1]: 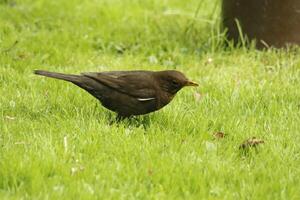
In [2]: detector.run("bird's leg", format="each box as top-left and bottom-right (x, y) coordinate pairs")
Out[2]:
(141, 115), (151, 128)
(108, 115), (130, 125)
(116, 115), (127, 122)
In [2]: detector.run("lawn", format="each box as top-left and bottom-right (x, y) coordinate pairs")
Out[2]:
(1, 0), (300, 199)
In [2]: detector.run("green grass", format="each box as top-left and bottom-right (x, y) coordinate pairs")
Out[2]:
(1, 0), (300, 199)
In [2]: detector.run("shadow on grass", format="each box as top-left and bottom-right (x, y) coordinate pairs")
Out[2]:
(106, 113), (152, 130)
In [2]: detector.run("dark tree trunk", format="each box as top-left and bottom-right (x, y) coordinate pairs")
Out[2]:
(222, 0), (300, 48)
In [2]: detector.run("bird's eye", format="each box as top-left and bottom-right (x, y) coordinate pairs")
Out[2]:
(172, 80), (179, 86)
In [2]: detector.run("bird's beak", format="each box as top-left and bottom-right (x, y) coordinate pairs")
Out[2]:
(185, 80), (199, 87)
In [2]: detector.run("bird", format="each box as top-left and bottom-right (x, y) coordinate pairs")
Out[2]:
(34, 69), (198, 120)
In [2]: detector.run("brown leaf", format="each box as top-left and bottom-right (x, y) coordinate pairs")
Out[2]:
(239, 137), (264, 149)
(213, 131), (225, 139)
(148, 169), (153, 176)
(18, 53), (28, 59)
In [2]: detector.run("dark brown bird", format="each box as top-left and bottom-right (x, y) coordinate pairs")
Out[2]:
(34, 70), (198, 120)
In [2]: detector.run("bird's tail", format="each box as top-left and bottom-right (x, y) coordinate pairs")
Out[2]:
(34, 70), (81, 83)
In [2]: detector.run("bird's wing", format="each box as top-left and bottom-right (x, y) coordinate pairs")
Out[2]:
(81, 71), (157, 99)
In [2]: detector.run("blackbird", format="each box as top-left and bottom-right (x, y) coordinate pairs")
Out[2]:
(34, 70), (198, 119)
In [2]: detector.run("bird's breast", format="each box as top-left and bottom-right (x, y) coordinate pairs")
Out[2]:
(157, 92), (174, 109)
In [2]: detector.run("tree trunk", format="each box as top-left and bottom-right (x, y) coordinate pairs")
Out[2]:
(222, 0), (300, 48)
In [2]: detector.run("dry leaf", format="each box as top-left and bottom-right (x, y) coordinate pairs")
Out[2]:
(213, 132), (225, 139)
(18, 53), (29, 59)
(148, 169), (153, 176)
(239, 137), (264, 149)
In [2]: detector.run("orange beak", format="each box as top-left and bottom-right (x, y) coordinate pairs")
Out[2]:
(185, 80), (199, 87)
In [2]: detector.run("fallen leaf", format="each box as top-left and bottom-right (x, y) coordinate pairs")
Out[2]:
(148, 169), (153, 176)
(239, 137), (264, 149)
(18, 53), (28, 59)
(213, 132), (225, 139)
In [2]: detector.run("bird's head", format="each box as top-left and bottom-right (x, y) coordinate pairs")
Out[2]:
(155, 70), (198, 94)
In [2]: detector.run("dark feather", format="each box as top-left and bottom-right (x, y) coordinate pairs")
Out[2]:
(82, 71), (156, 99)
(34, 69), (197, 118)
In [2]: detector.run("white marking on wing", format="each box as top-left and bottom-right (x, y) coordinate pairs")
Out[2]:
(137, 97), (155, 101)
